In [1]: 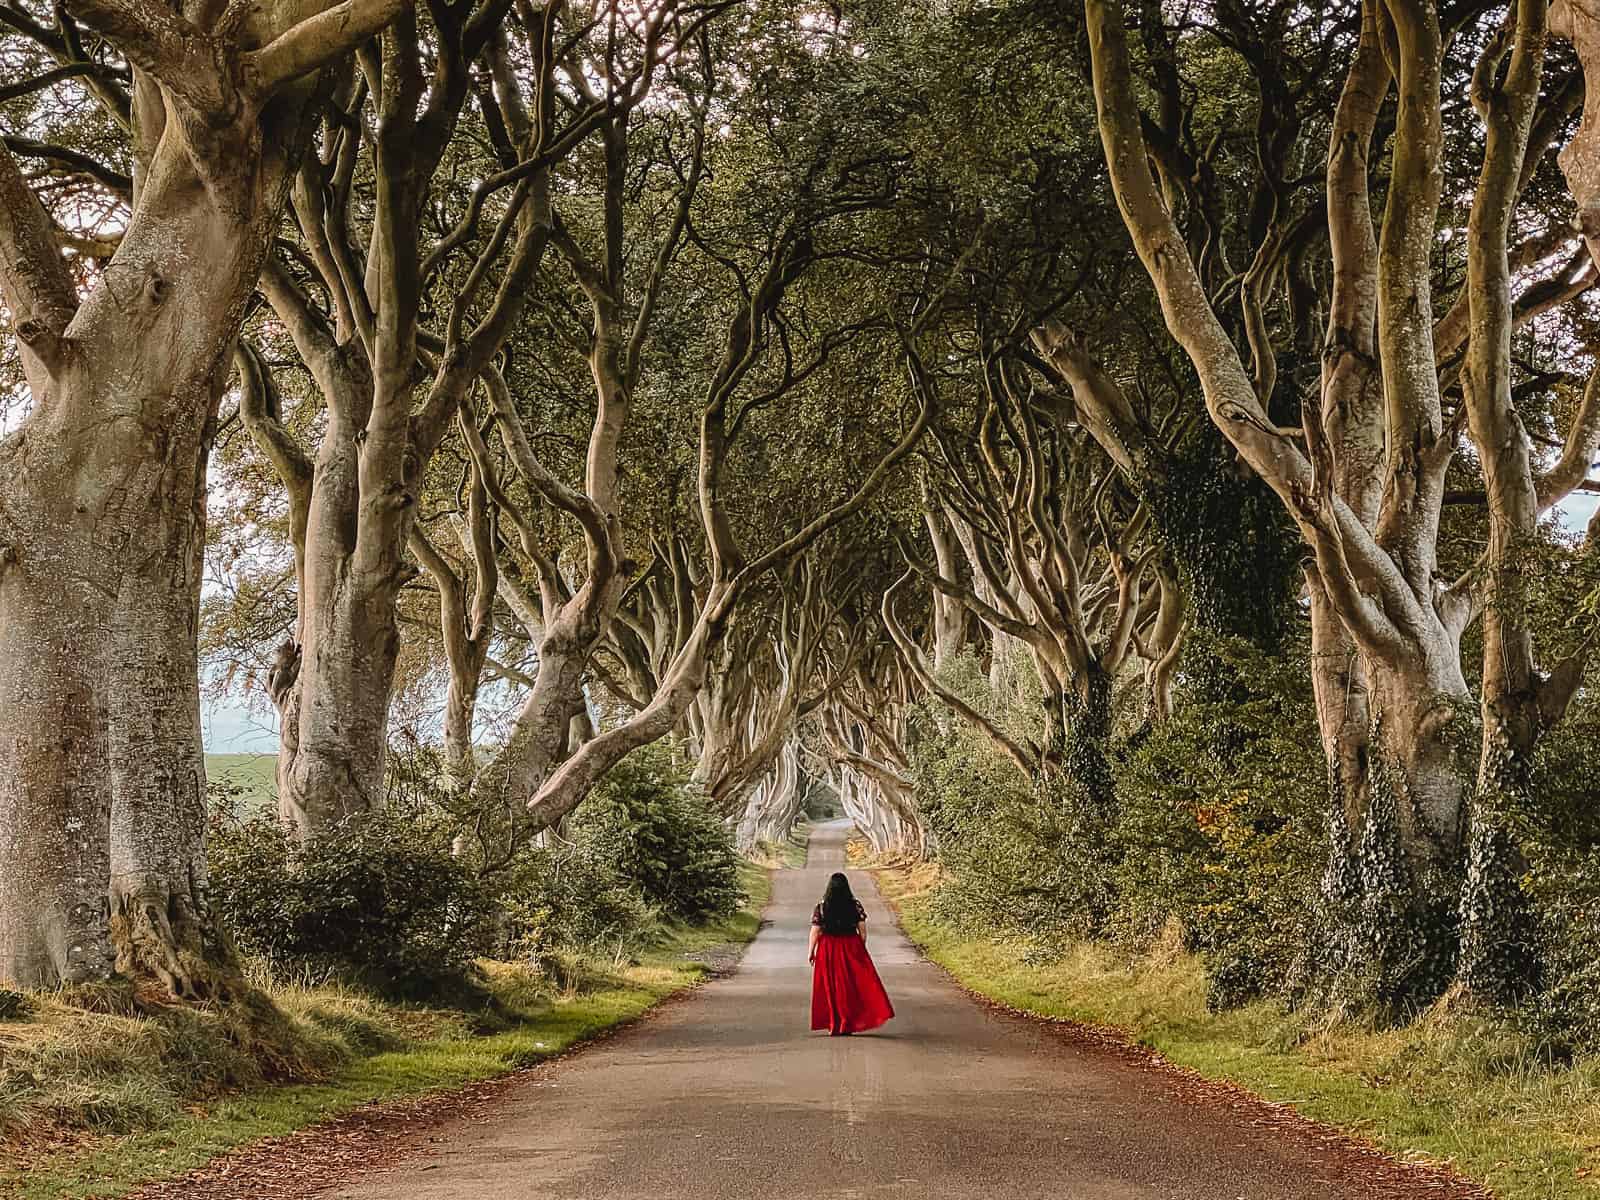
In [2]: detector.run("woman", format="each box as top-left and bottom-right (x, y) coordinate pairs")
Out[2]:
(808, 872), (894, 1035)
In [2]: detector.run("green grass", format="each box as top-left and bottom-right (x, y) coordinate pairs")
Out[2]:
(204, 753), (278, 818)
(876, 860), (1600, 1200)
(749, 821), (809, 871)
(1, 861), (772, 1200)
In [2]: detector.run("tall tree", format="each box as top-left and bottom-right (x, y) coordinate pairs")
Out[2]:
(238, 0), (641, 836)
(1082, 0), (1600, 1003)
(0, 0), (414, 991)
(460, 9), (944, 833)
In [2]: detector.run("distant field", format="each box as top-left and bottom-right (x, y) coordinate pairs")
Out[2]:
(205, 753), (277, 817)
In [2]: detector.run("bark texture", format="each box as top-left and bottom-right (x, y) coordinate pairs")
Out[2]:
(0, 0), (409, 990)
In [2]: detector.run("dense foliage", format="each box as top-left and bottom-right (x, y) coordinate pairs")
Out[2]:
(492, 843), (659, 970)
(1109, 637), (1326, 1009)
(490, 745), (744, 971)
(208, 744), (742, 998)
(913, 638), (1323, 1005)
(570, 746), (745, 925)
(210, 812), (496, 998)
(910, 621), (1600, 1044)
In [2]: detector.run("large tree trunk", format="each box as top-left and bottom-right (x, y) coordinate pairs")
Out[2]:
(0, 546), (117, 987)
(248, 14), (561, 839)
(472, 600), (621, 816)
(275, 423), (407, 834)
(0, 143), (281, 991)
(1455, 0), (1558, 1002)
(688, 668), (749, 802)
(107, 395), (226, 999)
(1081, 0), (1487, 1007)
(1300, 579), (1476, 1008)
(0, 0), (410, 990)
(1335, 646), (1474, 1005)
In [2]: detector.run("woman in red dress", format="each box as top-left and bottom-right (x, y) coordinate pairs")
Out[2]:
(808, 872), (895, 1035)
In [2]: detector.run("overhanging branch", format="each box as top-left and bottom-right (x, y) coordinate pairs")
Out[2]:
(246, 0), (415, 96)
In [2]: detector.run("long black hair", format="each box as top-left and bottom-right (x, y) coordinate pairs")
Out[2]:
(817, 872), (859, 934)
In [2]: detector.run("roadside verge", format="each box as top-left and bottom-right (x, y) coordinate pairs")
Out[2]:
(1, 861), (773, 1200)
(869, 854), (1600, 1200)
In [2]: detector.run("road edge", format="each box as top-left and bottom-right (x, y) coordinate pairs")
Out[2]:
(867, 859), (1497, 1200)
(9, 867), (780, 1200)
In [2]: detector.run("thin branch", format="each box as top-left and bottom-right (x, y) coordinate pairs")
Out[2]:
(0, 62), (104, 104)
(480, 365), (612, 553)
(1537, 361), (1600, 512)
(235, 341), (313, 495)
(729, 356), (937, 594)
(882, 570), (1037, 776)
(3, 135), (133, 197)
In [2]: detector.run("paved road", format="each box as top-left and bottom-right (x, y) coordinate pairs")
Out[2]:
(330, 821), (1429, 1199)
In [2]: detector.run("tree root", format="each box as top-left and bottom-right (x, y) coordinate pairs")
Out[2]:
(109, 886), (242, 1008)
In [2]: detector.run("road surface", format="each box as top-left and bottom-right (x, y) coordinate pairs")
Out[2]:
(329, 820), (1470, 1199)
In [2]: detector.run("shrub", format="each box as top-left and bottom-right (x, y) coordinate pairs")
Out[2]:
(910, 653), (1114, 949)
(1519, 833), (1600, 1057)
(908, 638), (1324, 1007)
(1515, 713), (1600, 1054)
(572, 744), (743, 924)
(209, 811), (495, 997)
(1111, 634), (1324, 1007)
(492, 842), (658, 966)
(1525, 854), (1600, 1056)
(917, 729), (1112, 949)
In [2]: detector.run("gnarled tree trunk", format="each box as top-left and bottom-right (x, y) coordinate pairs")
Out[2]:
(0, 0), (406, 989)
(247, 12), (573, 836)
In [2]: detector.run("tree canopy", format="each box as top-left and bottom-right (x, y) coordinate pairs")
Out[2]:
(3, 0), (1600, 1038)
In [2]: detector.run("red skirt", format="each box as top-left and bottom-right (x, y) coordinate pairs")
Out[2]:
(811, 933), (894, 1034)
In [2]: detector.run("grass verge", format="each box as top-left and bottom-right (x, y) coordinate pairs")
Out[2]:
(873, 857), (1600, 1200)
(1, 860), (771, 1200)
(749, 821), (809, 871)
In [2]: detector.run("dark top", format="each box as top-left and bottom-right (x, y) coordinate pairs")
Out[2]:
(812, 900), (866, 935)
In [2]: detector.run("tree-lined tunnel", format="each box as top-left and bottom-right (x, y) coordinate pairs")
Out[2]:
(3, 0), (1600, 1194)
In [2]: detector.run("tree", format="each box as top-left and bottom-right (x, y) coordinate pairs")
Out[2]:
(237, 0), (647, 836)
(818, 644), (926, 855)
(896, 348), (1187, 786)
(0, 0), (415, 992)
(1082, 0), (1600, 1004)
(452, 4), (724, 831)
(445, 8), (944, 835)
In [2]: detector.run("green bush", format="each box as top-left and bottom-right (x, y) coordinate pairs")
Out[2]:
(492, 842), (658, 966)
(1110, 634), (1325, 1008)
(916, 727), (1112, 949)
(1524, 851), (1600, 1056)
(1513, 712), (1600, 1053)
(908, 638), (1325, 1008)
(571, 744), (743, 924)
(910, 653), (1115, 949)
(209, 811), (495, 997)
